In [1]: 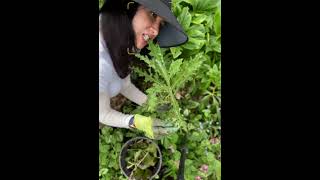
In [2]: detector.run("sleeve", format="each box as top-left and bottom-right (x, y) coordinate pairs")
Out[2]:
(99, 42), (134, 128)
(99, 90), (133, 128)
(120, 75), (148, 106)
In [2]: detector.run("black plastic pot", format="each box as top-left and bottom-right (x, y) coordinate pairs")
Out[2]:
(119, 137), (162, 179)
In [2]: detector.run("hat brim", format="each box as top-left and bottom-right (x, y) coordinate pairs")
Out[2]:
(133, 0), (188, 48)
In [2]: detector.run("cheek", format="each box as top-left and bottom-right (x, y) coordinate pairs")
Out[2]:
(131, 18), (139, 34)
(132, 14), (151, 34)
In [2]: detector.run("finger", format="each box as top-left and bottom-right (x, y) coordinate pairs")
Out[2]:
(153, 127), (168, 136)
(153, 119), (174, 127)
(153, 128), (178, 140)
(152, 119), (165, 126)
(153, 127), (179, 135)
(164, 127), (179, 133)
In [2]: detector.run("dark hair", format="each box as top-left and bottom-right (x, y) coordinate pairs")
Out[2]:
(100, 0), (140, 78)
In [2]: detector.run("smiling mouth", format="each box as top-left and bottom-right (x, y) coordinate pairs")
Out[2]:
(143, 34), (150, 41)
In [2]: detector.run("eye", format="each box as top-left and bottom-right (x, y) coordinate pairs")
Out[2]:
(150, 11), (157, 19)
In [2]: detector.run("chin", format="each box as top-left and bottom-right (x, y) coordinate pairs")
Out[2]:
(136, 43), (146, 49)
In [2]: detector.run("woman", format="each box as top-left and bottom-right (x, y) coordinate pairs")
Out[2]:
(99, 0), (188, 139)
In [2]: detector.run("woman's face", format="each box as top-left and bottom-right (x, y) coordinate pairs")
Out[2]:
(132, 5), (165, 49)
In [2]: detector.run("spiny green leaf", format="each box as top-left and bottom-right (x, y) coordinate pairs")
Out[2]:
(169, 58), (183, 78)
(170, 46), (182, 59)
(172, 53), (204, 91)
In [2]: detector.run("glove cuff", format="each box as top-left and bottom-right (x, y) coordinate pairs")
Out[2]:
(133, 114), (154, 139)
(128, 116), (135, 129)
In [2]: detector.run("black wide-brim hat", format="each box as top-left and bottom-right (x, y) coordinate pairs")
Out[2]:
(101, 0), (188, 48)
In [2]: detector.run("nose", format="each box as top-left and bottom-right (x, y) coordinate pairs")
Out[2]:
(149, 26), (159, 39)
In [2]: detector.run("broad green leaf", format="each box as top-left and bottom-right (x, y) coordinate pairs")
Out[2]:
(182, 37), (206, 50)
(207, 152), (215, 163)
(187, 29), (205, 39)
(185, 159), (193, 167)
(188, 24), (206, 34)
(172, 0), (183, 15)
(205, 13), (215, 32)
(177, 7), (192, 30)
(167, 133), (179, 144)
(183, 0), (216, 12)
(192, 13), (208, 24)
(173, 151), (181, 161)
(99, 0), (104, 9)
(114, 131), (123, 142)
(206, 35), (221, 53)
(215, 160), (221, 180)
(190, 131), (201, 142)
(214, 0), (221, 37)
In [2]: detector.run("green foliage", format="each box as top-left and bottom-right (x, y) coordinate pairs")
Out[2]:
(99, 0), (221, 179)
(125, 139), (160, 179)
(99, 0), (104, 9)
(99, 127), (127, 180)
(134, 41), (204, 131)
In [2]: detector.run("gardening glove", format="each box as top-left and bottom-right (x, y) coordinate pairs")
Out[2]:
(130, 114), (178, 139)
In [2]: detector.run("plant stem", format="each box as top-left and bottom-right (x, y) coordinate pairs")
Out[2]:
(136, 151), (149, 167)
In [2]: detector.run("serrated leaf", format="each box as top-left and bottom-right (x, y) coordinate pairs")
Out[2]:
(170, 47), (182, 59)
(169, 58), (183, 78)
(172, 53), (204, 91)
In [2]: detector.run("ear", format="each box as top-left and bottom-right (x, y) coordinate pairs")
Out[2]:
(126, 1), (135, 10)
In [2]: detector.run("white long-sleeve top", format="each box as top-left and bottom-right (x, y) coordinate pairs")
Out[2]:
(99, 21), (147, 128)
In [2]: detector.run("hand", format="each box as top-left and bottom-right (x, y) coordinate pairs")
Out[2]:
(132, 114), (178, 139)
